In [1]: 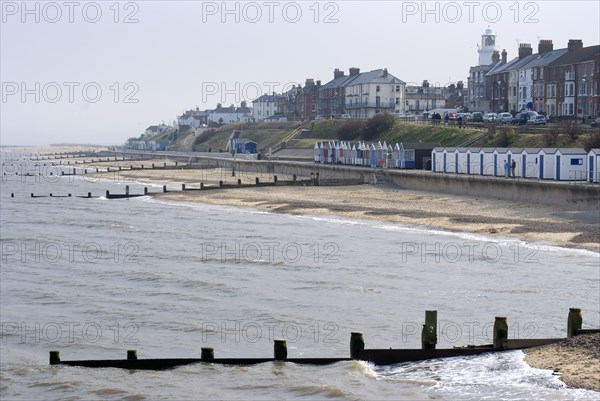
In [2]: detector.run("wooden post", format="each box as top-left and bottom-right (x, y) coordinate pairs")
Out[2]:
(163, 185), (167, 193)
(201, 347), (214, 360)
(567, 308), (583, 338)
(88, 192), (91, 198)
(152, 163), (155, 168)
(175, 162), (178, 167)
(106, 190), (110, 198)
(293, 174), (297, 182)
(182, 184), (186, 191)
(31, 193), (34, 197)
(125, 185), (129, 195)
(274, 339), (287, 360)
(255, 177), (259, 185)
(127, 350), (137, 360)
(219, 180), (223, 187)
(316, 172), (320, 186)
(144, 187), (148, 195)
(274, 175), (278, 185)
(50, 193), (53, 197)
(164, 162), (167, 168)
(421, 310), (437, 350)
(11, 193), (14, 198)
(493, 317), (508, 349)
(200, 183), (204, 190)
(49, 350), (60, 364)
(350, 332), (365, 359)
(237, 179), (241, 186)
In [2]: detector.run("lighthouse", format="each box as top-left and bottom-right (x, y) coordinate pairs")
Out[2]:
(478, 27), (497, 65)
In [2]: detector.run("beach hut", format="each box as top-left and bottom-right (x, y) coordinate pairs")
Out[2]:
(519, 148), (540, 178)
(479, 148), (495, 176)
(506, 148), (523, 178)
(431, 147), (444, 172)
(588, 149), (600, 183)
(456, 148), (469, 174)
(439, 148), (452, 173)
(393, 143), (402, 168)
(537, 148), (558, 179)
(466, 148), (481, 175)
(555, 148), (588, 181)
(368, 144), (376, 168)
(493, 148), (509, 177)
(314, 142), (320, 163)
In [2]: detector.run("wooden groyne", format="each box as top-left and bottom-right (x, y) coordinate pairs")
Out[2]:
(49, 308), (599, 371)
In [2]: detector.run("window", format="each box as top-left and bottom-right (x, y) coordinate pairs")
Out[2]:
(395, 97), (400, 105)
(376, 85), (380, 92)
(570, 158), (583, 165)
(395, 85), (400, 92)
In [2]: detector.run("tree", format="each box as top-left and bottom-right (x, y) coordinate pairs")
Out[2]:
(362, 113), (395, 141)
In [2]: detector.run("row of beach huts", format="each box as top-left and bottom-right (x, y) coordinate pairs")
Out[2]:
(313, 142), (600, 183)
(431, 147), (600, 183)
(313, 141), (433, 169)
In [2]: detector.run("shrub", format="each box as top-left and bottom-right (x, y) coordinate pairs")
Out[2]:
(336, 120), (365, 140)
(362, 113), (395, 141)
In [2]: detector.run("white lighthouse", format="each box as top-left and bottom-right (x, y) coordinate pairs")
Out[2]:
(478, 27), (497, 65)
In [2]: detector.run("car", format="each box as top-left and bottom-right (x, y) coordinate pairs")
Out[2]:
(484, 113), (498, 122)
(447, 113), (457, 122)
(471, 112), (483, 122)
(511, 111), (538, 125)
(527, 115), (547, 125)
(341, 114), (351, 119)
(394, 112), (417, 120)
(591, 118), (600, 128)
(457, 112), (472, 121)
(498, 112), (513, 123)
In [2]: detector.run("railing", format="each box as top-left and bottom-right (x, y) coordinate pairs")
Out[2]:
(345, 102), (396, 109)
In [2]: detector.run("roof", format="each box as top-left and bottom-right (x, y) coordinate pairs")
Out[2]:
(345, 69), (405, 86)
(555, 148), (587, 154)
(549, 45), (600, 67)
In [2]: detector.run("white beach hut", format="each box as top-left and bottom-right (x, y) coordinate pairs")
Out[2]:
(537, 148), (558, 179)
(442, 148), (456, 173)
(466, 148), (481, 175)
(519, 148), (540, 178)
(493, 148), (509, 177)
(555, 148), (588, 181)
(506, 148), (523, 178)
(456, 148), (469, 174)
(314, 142), (320, 163)
(588, 149), (600, 183)
(431, 147), (444, 172)
(479, 148), (496, 176)
(393, 143), (402, 168)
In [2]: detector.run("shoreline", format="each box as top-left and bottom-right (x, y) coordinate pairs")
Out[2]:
(523, 333), (600, 392)
(148, 183), (599, 253)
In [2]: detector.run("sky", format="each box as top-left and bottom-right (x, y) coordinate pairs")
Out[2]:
(1, 0), (599, 146)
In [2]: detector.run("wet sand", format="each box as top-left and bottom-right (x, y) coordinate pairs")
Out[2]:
(524, 333), (600, 392)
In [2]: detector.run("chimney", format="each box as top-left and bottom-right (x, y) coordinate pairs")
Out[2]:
(349, 67), (360, 76)
(568, 39), (583, 52)
(518, 43), (532, 59)
(538, 39), (553, 54)
(383, 68), (388, 77)
(241, 101), (247, 108)
(492, 50), (500, 63)
(501, 49), (507, 64)
(316, 80), (321, 86)
(333, 68), (344, 79)
(305, 78), (314, 87)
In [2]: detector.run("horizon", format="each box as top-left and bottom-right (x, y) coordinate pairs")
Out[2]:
(1, 1), (599, 146)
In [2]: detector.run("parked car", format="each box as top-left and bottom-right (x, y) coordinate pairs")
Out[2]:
(527, 115), (547, 125)
(394, 112), (417, 120)
(484, 113), (498, 122)
(341, 114), (351, 119)
(591, 118), (600, 128)
(511, 111), (538, 125)
(498, 112), (513, 123)
(471, 112), (483, 122)
(457, 112), (472, 121)
(447, 113), (457, 122)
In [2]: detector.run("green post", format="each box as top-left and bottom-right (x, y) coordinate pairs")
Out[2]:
(493, 317), (508, 349)
(49, 350), (60, 364)
(201, 347), (214, 360)
(274, 339), (287, 360)
(567, 308), (583, 338)
(127, 350), (137, 360)
(421, 310), (438, 349)
(350, 332), (365, 359)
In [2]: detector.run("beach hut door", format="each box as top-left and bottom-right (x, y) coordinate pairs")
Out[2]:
(556, 155), (560, 180)
(539, 155), (544, 179)
(589, 155), (594, 182)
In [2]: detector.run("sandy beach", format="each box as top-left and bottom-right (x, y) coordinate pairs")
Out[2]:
(524, 333), (600, 392)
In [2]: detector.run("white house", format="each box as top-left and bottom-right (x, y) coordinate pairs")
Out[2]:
(209, 103), (252, 124)
(344, 68), (405, 119)
(252, 94), (280, 121)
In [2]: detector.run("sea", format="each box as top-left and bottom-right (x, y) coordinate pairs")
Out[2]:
(1, 151), (599, 400)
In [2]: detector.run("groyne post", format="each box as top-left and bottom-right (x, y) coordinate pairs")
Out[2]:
(274, 339), (287, 360)
(126, 185), (129, 195)
(493, 316), (508, 349)
(127, 350), (137, 360)
(163, 185), (167, 193)
(49, 351), (60, 364)
(201, 347), (214, 360)
(567, 308), (583, 338)
(421, 310), (438, 349)
(350, 332), (365, 359)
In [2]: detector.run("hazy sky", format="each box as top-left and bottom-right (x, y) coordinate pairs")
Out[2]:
(1, 0), (599, 145)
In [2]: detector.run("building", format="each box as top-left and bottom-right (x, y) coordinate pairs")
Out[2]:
(252, 94), (282, 121)
(318, 69), (357, 118)
(208, 102), (252, 124)
(467, 27), (499, 112)
(343, 68), (405, 119)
